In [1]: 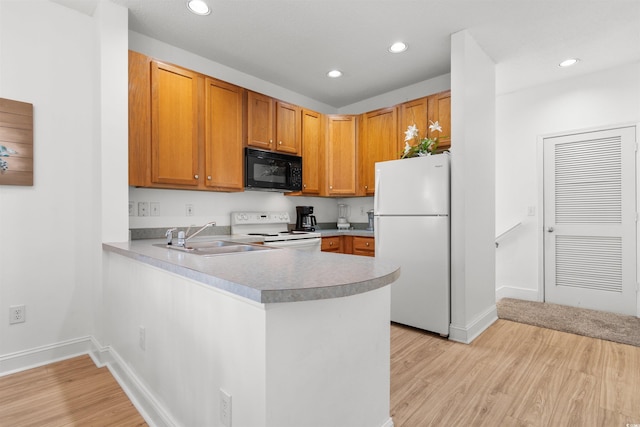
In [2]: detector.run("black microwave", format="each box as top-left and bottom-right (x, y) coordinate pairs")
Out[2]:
(245, 148), (302, 192)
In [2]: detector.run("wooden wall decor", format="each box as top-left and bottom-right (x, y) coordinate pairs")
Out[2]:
(0, 97), (33, 186)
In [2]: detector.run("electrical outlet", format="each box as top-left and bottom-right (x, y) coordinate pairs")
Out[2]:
(139, 326), (146, 351)
(138, 202), (149, 217)
(150, 202), (160, 216)
(129, 201), (135, 216)
(186, 204), (194, 216)
(9, 305), (25, 324)
(220, 389), (232, 427)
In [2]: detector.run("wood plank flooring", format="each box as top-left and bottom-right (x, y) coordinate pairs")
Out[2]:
(391, 319), (640, 426)
(0, 355), (147, 427)
(2, 319), (639, 426)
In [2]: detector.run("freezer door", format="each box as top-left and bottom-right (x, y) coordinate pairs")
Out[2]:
(374, 155), (449, 215)
(375, 215), (450, 335)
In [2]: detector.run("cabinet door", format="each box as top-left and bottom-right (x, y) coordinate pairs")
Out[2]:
(398, 96), (428, 154)
(360, 107), (397, 196)
(427, 90), (451, 151)
(321, 236), (342, 253)
(301, 109), (323, 194)
(151, 61), (201, 186)
(326, 115), (357, 196)
(275, 101), (300, 154)
(247, 91), (274, 150)
(204, 78), (244, 191)
(352, 236), (375, 257)
(128, 50), (151, 187)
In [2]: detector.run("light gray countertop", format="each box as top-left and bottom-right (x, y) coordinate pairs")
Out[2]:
(103, 236), (398, 304)
(318, 229), (375, 237)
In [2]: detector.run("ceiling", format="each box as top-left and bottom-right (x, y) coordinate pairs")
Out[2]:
(55, 0), (640, 108)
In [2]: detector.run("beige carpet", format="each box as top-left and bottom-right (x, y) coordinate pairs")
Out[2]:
(496, 298), (640, 347)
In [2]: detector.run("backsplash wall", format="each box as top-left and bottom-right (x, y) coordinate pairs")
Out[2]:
(129, 187), (374, 230)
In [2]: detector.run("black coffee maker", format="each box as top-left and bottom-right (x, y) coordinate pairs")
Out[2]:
(295, 206), (317, 231)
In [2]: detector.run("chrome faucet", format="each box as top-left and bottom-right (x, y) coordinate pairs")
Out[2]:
(165, 227), (177, 245)
(175, 221), (216, 248)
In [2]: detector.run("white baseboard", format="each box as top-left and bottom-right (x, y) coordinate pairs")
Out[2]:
(496, 285), (540, 302)
(0, 336), (173, 427)
(0, 336), (96, 377)
(2, 337), (396, 427)
(105, 347), (178, 427)
(449, 304), (498, 344)
(381, 417), (395, 427)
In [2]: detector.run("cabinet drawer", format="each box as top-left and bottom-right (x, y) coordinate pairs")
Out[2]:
(352, 236), (375, 257)
(321, 236), (342, 252)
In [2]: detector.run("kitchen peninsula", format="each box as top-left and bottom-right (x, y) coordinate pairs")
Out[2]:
(102, 239), (399, 427)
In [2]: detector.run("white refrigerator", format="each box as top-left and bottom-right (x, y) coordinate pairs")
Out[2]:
(374, 154), (450, 336)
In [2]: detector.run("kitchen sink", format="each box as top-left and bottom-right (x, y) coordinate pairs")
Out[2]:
(154, 241), (275, 256)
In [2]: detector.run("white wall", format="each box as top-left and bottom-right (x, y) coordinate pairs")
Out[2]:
(449, 30), (497, 343)
(0, 1), (101, 359)
(495, 62), (640, 302)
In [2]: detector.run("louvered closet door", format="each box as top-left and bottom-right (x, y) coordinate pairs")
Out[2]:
(543, 126), (636, 315)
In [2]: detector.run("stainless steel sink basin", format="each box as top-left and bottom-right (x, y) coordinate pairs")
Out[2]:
(154, 241), (275, 256)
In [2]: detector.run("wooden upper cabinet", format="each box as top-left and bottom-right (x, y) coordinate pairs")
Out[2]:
(398, 96), (428, 154)
(275, 101), (300, 154)
(150, 60), (201, 186)
(204, 78), (244, 191)
(246, 91), (274, 150)
(128, 50), (151, 187)
(301, 109), (323, 195)
(359, 107), (397, 196)
(326, 115), (357, 196)
(246, 91), (301, 155)
(428, 90), (451, 151)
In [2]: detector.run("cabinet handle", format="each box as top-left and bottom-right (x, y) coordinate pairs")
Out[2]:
(329, 242), (333, 246)
(279, 141), (283, 145)
(194, 174), (199, 179)
(207, 176), (212, 180)
(269, 139), (273, 144)
(365, 242), (370, 246)
(303, 184), (306, 189)
(329, 185), (333, 190)
(365, 185), (368, 190)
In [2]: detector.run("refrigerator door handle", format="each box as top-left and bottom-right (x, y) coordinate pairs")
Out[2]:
(374, 169), (381, 213)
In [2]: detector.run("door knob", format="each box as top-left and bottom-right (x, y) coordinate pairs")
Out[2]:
(547, 227), (554, 233)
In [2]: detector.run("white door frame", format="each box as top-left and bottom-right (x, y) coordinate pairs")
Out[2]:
(536, 122), (639, 317)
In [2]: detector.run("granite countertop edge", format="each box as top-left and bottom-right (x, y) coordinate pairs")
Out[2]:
(102, 237), (398, 305)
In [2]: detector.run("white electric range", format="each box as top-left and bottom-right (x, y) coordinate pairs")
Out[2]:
(231, 211), (322, 252)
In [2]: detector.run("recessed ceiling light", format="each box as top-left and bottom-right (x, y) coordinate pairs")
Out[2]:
(389, 42), (408, 53)
(559, 58), (579, 68)
(327, 69), (343, 78)
(187, 0), (211, 15)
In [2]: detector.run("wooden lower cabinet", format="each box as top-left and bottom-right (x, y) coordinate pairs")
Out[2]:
(321, 236), (342, 253)
(352, 236), (375, 257)
(321, 235), (374, 257)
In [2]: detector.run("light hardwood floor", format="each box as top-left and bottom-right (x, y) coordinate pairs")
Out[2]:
(391, 319), (640, 426)
(0, 355), (146, 427)
(2, 319), (639, 426)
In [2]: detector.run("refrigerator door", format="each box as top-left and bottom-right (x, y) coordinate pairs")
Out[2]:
(374, 155), (450, 216)
(376, 215), (450, 335)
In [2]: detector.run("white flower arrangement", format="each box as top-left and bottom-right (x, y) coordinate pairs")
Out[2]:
(401, 120), (442, 159)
